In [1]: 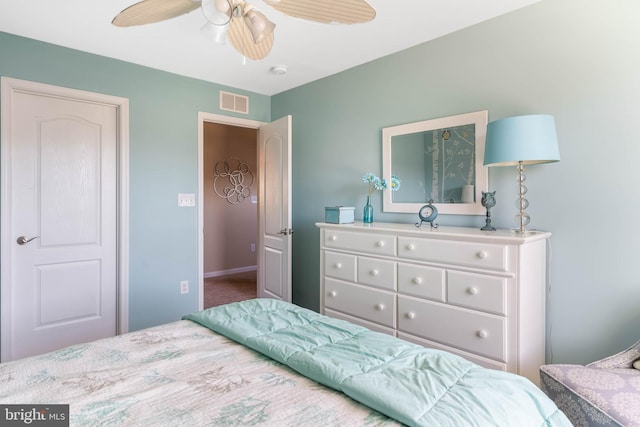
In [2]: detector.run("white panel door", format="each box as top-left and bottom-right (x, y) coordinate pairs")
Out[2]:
(258, 115), (292, 302)
(1, 81), (119, 361)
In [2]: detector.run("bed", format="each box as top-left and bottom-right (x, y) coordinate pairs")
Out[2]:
(1, 298), (570, 426)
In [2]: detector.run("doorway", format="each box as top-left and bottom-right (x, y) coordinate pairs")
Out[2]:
(198, 113), (264, 310)
(202, 121), (258, 308)
(197, 112), (292, 310)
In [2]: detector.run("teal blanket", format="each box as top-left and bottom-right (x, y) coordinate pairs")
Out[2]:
(183, 299), (570, 427)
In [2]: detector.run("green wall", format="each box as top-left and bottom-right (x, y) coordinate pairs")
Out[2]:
(274, 0), (640, 365)
(0, 31), (270, 331)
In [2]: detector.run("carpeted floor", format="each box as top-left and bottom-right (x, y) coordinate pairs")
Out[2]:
(204, 270), (257, 308)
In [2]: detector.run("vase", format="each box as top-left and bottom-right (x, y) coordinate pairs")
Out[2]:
(363, 195), (373, 223)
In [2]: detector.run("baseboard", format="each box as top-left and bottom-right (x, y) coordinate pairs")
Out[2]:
(204, 265), (257, 279)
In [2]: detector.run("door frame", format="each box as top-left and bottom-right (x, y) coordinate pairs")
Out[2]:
(0, 77), (130, 359)
(197, 112), (266, 310)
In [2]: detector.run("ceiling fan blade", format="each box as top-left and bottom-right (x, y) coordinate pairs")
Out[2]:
(264, 0), (375, 24)
(112, 0), (201, 27)
(227, 16), (274, 60)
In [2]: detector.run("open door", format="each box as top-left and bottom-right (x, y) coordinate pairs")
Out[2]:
(258, 115), (292, 302)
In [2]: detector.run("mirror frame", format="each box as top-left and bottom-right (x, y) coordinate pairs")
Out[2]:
(382, 110), (488, 215)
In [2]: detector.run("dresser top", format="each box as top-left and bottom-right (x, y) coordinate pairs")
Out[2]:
(316, 221), (551, 244)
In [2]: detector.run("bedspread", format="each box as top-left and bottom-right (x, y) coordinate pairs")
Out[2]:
(184, 298), (572, 427)
(0, 317), (399, 426)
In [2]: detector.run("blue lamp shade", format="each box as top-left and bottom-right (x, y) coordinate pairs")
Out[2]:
(483, 115), (560, 167)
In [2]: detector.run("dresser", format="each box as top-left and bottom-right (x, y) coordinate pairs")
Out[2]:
(316, 222), (550, 384)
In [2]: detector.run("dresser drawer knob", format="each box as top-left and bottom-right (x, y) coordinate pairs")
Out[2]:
(467, 287), (478, 295)
(406, 244), (415, 251)
(375, 303), (385, 311)
(406, 312), (416, 320)
(329, 235), (337, 241)
(477, 330), (488, 339)
(477, 251), (488, 259)
(329, 291), (337, 297)
(370, 269), (379, 276)
(334, 262), (343, 269)
(376, 240), (385, 248)
(412, 277), (423, 285)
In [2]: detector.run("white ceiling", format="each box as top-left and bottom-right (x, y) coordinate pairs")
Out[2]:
(0, 0), (540, 96)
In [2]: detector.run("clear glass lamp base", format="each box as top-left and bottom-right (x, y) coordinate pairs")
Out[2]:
(514, 161), (530, 234)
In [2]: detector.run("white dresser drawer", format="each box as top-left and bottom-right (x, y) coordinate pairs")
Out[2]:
(324, 308), (396, 336)
(398, 263), (445, 302)
(324, 278), (396, 328)
(398, 236), (507, 271)
(398, 296), (505, 361)
(358, 257), (396, 291)
(448, 271), (506, 315)
(397, 332), (507, 371)
(324, 230), (396, 257)
(324, 251), (356, 282)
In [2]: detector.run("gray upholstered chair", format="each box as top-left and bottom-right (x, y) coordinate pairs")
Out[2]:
(540, 340), (640, 427)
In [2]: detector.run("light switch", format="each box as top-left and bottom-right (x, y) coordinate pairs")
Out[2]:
(251, 195), (258, 204)
(178, 193), (196, 207)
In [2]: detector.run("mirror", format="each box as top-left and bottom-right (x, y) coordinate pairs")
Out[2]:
(382, 110), (488, 215)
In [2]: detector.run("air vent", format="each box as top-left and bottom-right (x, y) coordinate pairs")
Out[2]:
(219, 91), (249, 114)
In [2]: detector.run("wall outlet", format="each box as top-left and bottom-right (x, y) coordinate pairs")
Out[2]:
(250, 243), (256, 252)
(180, 280), (189, 294)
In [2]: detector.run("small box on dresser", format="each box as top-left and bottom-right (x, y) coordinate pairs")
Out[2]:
(324, 206), (355, 224)
(316, 221), (551, 385)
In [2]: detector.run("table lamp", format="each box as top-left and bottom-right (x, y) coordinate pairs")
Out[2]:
(483, 114), (560, 234)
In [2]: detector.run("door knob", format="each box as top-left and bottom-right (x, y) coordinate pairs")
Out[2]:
(17, 235), (39, 245)
(278, 228), (294, 235)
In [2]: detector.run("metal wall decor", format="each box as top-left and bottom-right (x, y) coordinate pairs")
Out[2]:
(213, 157), (254, 204)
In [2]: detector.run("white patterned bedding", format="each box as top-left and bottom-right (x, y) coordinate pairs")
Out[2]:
(0, 319), (400, 426)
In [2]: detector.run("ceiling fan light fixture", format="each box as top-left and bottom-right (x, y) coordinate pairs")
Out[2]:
(242, 4), (276, 44)
(200, 21), (228, 45)
(201, 0), (232, 25)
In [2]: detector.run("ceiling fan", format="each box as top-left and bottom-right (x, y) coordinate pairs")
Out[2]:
(112, 0), (376, 60)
